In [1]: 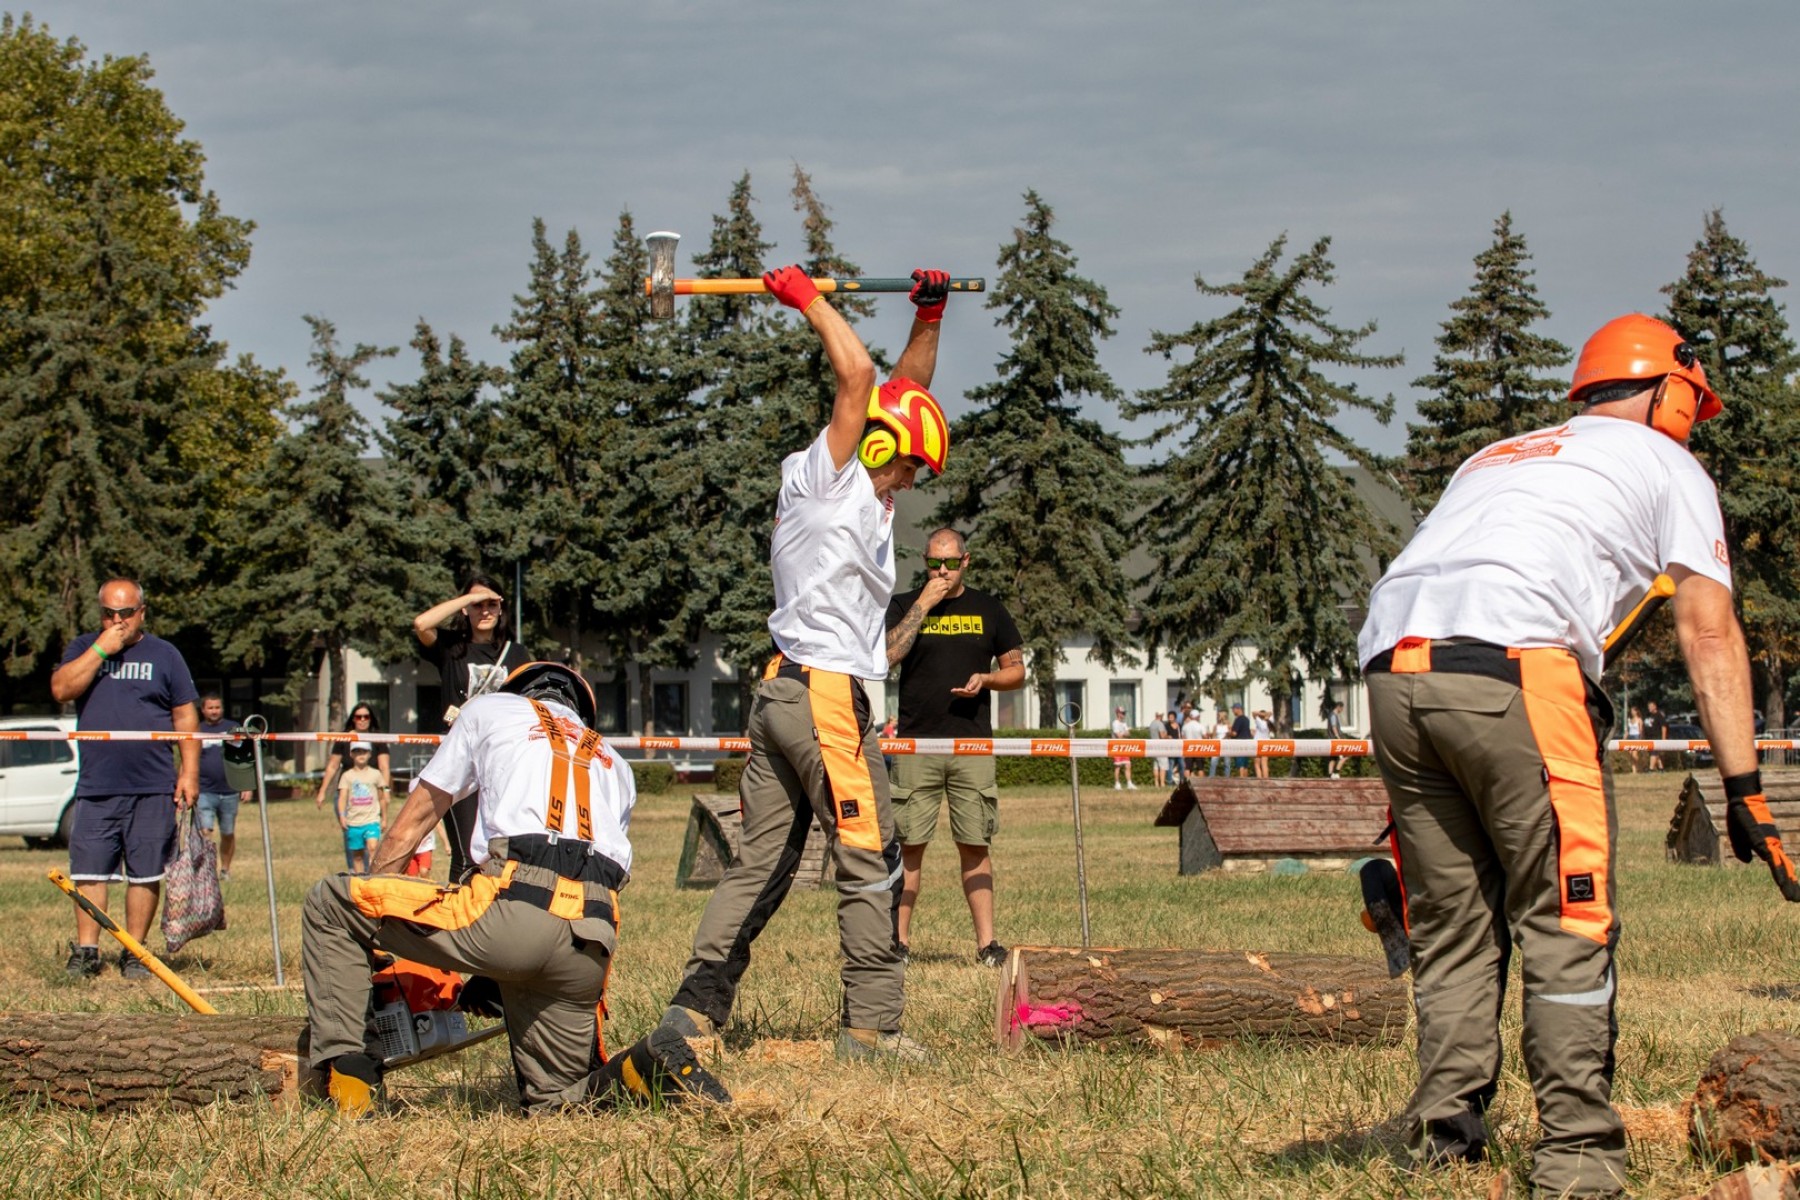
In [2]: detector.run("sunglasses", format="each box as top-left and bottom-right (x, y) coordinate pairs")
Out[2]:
(923, 556), (965, 571)
(101, 605), (144, 620)
(352, 712), (373, 720)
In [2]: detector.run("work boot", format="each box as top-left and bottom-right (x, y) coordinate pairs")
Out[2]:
(118, 949), (152, 981)
(325, 1053), (384, 1119)
(655, 1004), (717, 1039)
(835, 1027), (932, 1064)
(976, 941), (1009, 968)
(64, 943), (102, 979)
(589, 1026), (731, 1107)
(1416, 1110), (1488, 1167)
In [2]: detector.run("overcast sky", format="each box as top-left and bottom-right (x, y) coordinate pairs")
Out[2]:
(36, 2), (1800, 456)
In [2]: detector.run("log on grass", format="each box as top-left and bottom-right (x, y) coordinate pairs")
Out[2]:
(1688, 1028), (1800, 1165)
(996, 947), (1407, 1050)
(0, 1011), (309, 1112)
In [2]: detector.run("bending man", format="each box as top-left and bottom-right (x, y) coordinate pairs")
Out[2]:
(1359, 314), (1799, 1198)
(659, 266), (953, 1061)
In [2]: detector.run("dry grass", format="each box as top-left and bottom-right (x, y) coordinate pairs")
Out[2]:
(0, 771), (1793, 1197)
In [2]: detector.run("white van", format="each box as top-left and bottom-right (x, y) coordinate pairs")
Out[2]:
(0, 715), (79, 848)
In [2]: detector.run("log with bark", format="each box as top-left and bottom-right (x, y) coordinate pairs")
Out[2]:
(995, 947), (1409, 1050)
(1689, 1028), (1800, 1165)
(0, 1011), (309, 1112)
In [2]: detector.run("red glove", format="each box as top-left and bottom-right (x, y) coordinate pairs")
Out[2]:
(763, 265), (822, 314)
(909, 269), (950, 323)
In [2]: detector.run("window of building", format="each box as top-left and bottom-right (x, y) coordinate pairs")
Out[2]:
(653, 682), (689, 735)
(1053, 680), (1085, 726)
(994, 688), (1029, 731)
(593, 678), (627, 735)
(1109, 681), (1137, 727)
(711, 681), (743, 734)
(1326, 682), (1359, 733)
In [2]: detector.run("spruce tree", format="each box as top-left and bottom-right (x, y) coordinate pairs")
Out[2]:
(1127, 234), (1401, 726)
(377, 321), (505, 592)
(587, 209), (698, 731)
(1403, 212), (1571, 510)
(933, 191), (1138, 727)
(1662, 210), (1800, 726)
(221, 318), (425, 728)
(491, 220), (612, 657)
(673, 174), (795, 714)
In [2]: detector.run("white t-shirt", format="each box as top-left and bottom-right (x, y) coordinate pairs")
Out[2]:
(1181, 715), (1206, 739)
(766, 429), (896, 681)
(1252, 715), (1272, 739)
(1111, 717), (1130, 738)
(1360, 415), (1731, 682)
(415, 692), (635, 871)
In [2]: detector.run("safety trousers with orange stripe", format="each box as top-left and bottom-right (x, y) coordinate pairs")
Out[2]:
(1365, 639), (1626, 1198)
(670, 657), (905, 1034)
(301, 863), (618, 1114)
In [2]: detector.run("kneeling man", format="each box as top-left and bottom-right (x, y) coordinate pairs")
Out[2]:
(302, 662), (727, 1115)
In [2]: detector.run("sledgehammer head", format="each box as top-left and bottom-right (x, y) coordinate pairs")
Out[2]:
(647, 231), (680, 319)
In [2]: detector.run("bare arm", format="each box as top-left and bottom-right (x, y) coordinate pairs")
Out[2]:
(1671, 567), (1758, 779)
(369, 779), (454, 876)
(413, 586), (500, 648)
(892, 316), (942, 390)
(814, 301), (879, 471)
(171, 702), (199, 808)
(49, 626), (131, 702)
(885, 578), (956, 666)
(314, 756), (341, 808)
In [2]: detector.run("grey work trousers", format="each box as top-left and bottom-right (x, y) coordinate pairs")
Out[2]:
(1368, 663), (1625, 1198)
(301, 871), (612, 1113)
(670, 669), (904, 1032)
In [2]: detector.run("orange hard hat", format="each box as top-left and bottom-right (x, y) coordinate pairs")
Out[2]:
(1569, 314), (1721, 441)
(858, 377), (949, 474)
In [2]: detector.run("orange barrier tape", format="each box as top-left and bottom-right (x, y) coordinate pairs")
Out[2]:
(0, 729), (1778, 758)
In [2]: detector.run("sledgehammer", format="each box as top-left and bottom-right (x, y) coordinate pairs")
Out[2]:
(644, 231), (984, 318)
(48, 868), (217, 1013)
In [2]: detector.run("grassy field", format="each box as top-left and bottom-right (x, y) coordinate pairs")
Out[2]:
(0, 771), (1794, 1198)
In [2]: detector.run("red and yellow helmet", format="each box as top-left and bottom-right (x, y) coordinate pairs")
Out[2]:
(859, 377), (949, 474)
(1569, 313), (1722, 443)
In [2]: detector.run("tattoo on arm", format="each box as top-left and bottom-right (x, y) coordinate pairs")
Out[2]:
(887, 601), (933, 666)
(997, 648), (1023, 670)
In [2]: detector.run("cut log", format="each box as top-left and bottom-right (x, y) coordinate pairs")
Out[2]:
(0, 1011), (309, 1112)
(1689, 1028), (1800, 1165)
(674, 792), (833, 891)
(996, 946), (1408, 1051)
(1678, 1163), (1800, 1200)
(1154, 778), (1393, 874)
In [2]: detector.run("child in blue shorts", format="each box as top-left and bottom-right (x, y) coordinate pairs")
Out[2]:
(335, 742), (389, 873)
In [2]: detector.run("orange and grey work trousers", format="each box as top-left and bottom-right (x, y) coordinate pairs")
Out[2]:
(670, 657), (904, 1032)
(1365, 639), (1625, 1198)
(302, 858), (618, 1113)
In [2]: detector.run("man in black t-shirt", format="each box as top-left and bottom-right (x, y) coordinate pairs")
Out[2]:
(885, 528), (1025, 967)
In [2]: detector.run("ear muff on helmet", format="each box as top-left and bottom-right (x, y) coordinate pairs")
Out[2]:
(859, 426), (899, 469)
(1647, 374), (1705, 443)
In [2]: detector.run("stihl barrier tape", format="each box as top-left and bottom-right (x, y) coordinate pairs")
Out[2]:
(0, 730), (1776, 757)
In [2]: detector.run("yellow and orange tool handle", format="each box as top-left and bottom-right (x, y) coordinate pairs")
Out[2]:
(47, 868), (218, 1013)
(645, 276), (985, 297)
(1603, 573), (1676, 657)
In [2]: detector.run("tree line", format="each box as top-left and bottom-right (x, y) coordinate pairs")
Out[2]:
(5, 16), (1797, 732)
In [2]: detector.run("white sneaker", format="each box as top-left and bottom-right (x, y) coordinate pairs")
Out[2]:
(1127, 782), (1137, 790)
(1113, 782), (1122, 790)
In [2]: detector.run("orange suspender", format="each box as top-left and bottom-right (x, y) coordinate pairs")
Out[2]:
(527, 699), (608, 841)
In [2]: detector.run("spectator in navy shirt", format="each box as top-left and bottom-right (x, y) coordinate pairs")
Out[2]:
(49, 579), (199, 979)
(196, 693), (251, 881)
